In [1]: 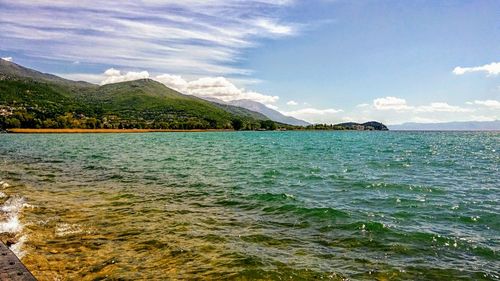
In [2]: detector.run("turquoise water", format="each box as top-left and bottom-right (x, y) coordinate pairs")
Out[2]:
(0, 131), (498, 280)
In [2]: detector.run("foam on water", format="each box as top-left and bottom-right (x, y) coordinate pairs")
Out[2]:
(55, 223), (84, 237)
(0, 180), (29, 258)
(0, 215), (22, 233)
(0, 181), (10, 188)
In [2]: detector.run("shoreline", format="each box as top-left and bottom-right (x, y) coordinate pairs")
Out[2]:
(5, 128), (234, 134)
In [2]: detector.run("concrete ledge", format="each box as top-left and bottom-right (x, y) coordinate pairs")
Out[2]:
(0, 242), (36, 280)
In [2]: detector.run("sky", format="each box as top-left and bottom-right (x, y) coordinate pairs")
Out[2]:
(0, 0), (499, 125)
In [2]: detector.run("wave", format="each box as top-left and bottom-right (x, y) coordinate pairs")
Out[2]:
(55, 223), (88, 237)
(0, 180), (10, 188)
(262, 204), (350, 221)
(247, 192), (296, 202)
(0, 180), (31, 258)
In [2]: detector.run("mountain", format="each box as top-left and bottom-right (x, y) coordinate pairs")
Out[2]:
(202, 97), (310, 126)
(0, 58), (94, 89)
(0, 59), (275, 130)
(389, 120), (500, 131)
(228, 99), (310, 126)
(199, 97), (269, 121)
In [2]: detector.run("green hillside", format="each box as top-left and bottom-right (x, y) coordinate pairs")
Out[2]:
(0, 60), (273, 130)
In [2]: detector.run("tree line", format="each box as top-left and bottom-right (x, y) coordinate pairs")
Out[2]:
(0, 108), (281, 131)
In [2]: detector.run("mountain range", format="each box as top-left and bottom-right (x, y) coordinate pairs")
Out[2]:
(201, 97), (310, 126)
(389, 121), (500, 131)
(0, 59), (280, 130)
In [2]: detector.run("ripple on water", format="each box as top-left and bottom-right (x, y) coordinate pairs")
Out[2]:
(0, 131), (498, 280)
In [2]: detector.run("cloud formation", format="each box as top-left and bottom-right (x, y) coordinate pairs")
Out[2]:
(253, 19), (294, 35)
(1, 57), (13, 62)
(453, 62), (500, 76)
(99, 68), (279, 104)
(181, 76), (279, 104)
(415, 102), (472, 113)
(339, 96), (499, 125)
(373, 96), (412, 111)
(281, 107), (343, 123)
(101, 68), (150, 85)
(0, 1), (297, 76)
(279, 97), (498, 125)
(468, 99), (500, 109)
(286, 100), (298, 106)
(372, 97), (472, 113)
(265, 104), (279, 110)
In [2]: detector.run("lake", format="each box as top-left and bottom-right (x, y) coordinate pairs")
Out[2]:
(0, 131), (498, 280)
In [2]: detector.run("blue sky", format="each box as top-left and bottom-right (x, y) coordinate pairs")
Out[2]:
(0, 0), (499, 124)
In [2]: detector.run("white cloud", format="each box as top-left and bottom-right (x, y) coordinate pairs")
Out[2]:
(155, 74), (189, 92)
(415, 102), (473, 113)
(1, 57), (12, 62)
(265, 104), (279, 110)
(227, 77), (263, 86)
(0, 1), (299, 76)
(183, 76), (279, 104)
(100, 68), (150, 85)
(346, 96), (493, 125)
(453, 62), (500, 76)
(373, 96), (412, 111)
(372, 97), (471, 113)
(104, 68), (121, 77)
(281, 107), (343, 123)
(468, 115), (498, 122)
(286, 100), (298, 106)
(286, 108), (343, 115)
(470, 100), (500, 109)
(253, 19), (295, 35)
(99, 69), (279, 104)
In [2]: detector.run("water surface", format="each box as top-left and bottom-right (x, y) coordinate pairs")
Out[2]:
(0, 131), (498, 280)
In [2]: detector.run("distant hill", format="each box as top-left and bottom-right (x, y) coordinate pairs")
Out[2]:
(227, 99), (310, 126)
(335, 121), (388, 131)
(201, 98), (270, 121)
(389, 120), (500, 131)
(202, 97), (310, 126)
(0, 59), (274, 130)
(0, 58), (94, 89)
